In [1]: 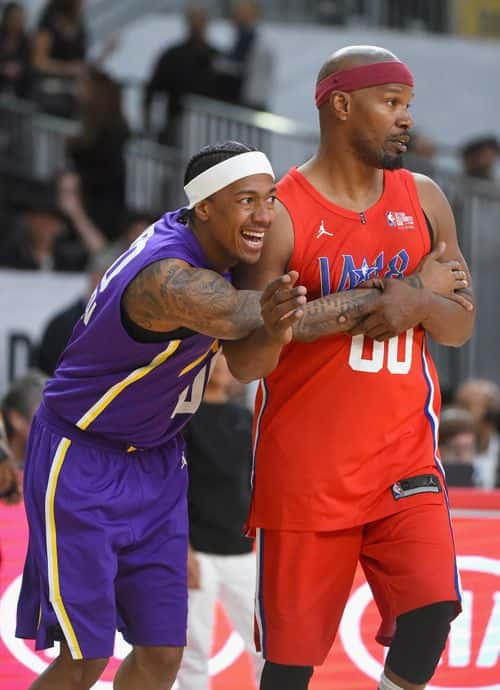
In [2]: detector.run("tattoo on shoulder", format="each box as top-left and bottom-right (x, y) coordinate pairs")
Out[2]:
(122, 260), (167, 330)
(124, 259), (262, 337)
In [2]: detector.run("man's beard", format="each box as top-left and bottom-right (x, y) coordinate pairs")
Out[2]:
(353, 136), (405, 170)
(379, 151), (404, 170)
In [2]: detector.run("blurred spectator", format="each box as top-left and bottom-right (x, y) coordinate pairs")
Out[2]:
(455, 379), (500, 488)
(35, 249), (113, 375)
(439, 406), (477, 487)
(98, 210), (154, 267)
(32, 0), (87, 117)
(461, 136), (499, 180)
(0, 412), (22, 505)
(31, 0), (118, 117)
(0, 2), (31, 98)
(55, 170), (107, 253)
(410, 131), (437, 160)
(1, 369), (46, 469)
(66, 66), (129, 239)
(217, 1), (274, 110)
(0, 187), (87, 271)
(177, 353), (263, 689)
(143, 6), (218, 145)
(405, 130), (437, 176)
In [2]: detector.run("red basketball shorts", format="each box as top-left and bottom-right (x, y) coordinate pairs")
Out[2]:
(254, 499), (461, 665)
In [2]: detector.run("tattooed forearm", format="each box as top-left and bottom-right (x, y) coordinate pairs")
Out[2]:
(293, 288), (381, 342)
(123, 259), (263, 339)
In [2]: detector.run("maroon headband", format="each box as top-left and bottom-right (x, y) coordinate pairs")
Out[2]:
(315, 61), (414, 108)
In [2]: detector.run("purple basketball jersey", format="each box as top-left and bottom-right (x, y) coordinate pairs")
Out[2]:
(44, 209), (229, 448)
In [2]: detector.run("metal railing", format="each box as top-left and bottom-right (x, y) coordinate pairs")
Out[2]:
(181, 95), (319, 177)
(0, 95), (78, 180)
(0, 94), (182, 212)
(126, 137), (183, 212)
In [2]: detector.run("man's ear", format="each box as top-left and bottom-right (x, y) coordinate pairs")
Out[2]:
(193, 199), (211, 222)
(330, 91), (351, 121)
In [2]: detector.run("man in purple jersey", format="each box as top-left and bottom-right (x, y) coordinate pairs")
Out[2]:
(16, 140), (313, 690)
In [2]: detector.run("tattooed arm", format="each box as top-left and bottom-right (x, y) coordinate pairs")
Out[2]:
(292, 287), (382, 342)
(223, 273), (382, 380)
(123, 258), (263, 340)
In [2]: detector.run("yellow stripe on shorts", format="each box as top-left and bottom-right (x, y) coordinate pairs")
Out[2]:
(44, 437), (83, 659)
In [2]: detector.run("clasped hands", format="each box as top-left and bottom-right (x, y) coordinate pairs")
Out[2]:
(346, 241), (473, 341)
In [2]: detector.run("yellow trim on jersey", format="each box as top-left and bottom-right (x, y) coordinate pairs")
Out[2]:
(179, 340), (219, 377)
(45, 437), (83, 659)
(76, 339), (181, 430)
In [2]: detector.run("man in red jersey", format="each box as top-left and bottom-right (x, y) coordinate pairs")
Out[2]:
(233, 46), (475, 690)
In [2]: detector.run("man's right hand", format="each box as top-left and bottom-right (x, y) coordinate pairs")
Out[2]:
(260, 271), (307, 346)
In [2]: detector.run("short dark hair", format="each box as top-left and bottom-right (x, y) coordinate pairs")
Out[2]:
(180, 141), (256, 224)
(183, 141), (256, 187)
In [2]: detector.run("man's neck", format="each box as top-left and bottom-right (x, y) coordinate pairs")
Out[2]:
(300, 149), (385, 213)
(188, 222), (232, 274)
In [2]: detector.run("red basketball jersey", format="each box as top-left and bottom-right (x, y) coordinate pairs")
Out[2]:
(248, 168), (443, 532)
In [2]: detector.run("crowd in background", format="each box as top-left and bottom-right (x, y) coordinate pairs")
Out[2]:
(0, 0), (275, 270)
(0, 3), (499, 686)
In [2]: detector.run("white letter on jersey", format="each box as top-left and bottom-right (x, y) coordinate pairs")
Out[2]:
(171, 355), (219, 418)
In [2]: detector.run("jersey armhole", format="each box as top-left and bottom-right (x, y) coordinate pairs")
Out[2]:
(120, 303), (197, 343)
(422, 209), (435, 248)
(401, 170), (433, 253)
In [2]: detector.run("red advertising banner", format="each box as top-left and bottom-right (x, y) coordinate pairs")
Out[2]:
(1, 492), (499, 689)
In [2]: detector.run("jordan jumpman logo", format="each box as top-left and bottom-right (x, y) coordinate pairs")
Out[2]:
(316, 220), (334, 238)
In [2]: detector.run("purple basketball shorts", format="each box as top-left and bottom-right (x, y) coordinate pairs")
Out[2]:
(16, 408), (189, 659)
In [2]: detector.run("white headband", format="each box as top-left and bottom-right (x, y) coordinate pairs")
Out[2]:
(184, 151), (275, 209)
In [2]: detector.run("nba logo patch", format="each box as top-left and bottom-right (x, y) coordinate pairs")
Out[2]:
(386, 211), (397, 227)
(386, 210), (415, 230)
